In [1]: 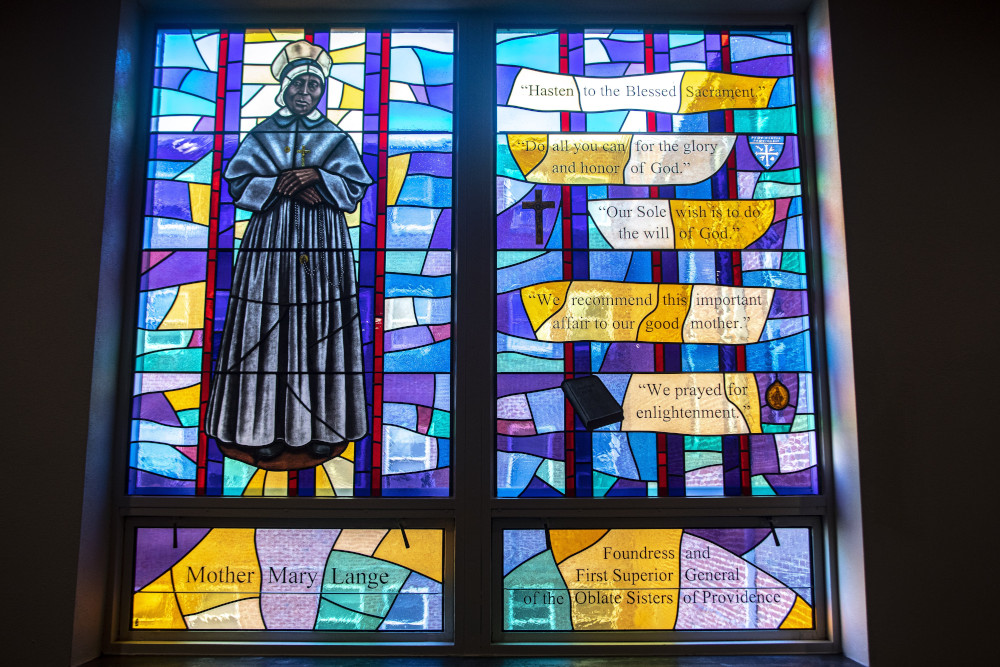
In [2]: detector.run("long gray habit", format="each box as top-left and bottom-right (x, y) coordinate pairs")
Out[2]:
(207, 109), (372, 449)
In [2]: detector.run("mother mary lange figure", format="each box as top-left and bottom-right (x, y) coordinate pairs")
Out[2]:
(207, 40), (372, 470)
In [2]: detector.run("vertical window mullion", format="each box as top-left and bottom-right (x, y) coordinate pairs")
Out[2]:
(453, 12), (497, 654)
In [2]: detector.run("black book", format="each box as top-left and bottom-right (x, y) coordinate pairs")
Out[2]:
(560, 375), (624, 430)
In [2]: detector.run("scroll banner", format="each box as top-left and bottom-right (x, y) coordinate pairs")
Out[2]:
(507, 69), (778, 114)
(504, 133), (736, 185)
(521, 281), (774, 344)
(589, 198), (778, 250)
(621, 373), (761, 435)
(558, 529), (683, 630)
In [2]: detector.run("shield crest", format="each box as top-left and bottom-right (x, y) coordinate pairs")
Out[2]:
(749, 135), (785, 170)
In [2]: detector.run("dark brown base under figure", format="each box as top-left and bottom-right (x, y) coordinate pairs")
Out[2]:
(215, 440), (348, 472)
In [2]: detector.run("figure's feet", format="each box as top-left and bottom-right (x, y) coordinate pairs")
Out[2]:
(257, 443), (284, 460)
(307, 441), (333, 458)
(239, 442), (283, 462)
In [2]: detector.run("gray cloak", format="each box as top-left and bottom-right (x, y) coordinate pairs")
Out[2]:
(206, 109), (372, 449)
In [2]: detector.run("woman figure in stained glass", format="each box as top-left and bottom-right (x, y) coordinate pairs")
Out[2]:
(207, 41), (372, 470)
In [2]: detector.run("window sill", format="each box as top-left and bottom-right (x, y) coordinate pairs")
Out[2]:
(86, 656), (862, 667)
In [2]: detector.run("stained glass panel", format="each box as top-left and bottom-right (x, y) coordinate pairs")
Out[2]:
(132, 28), (454, 497)
(496, 28), (816, 497)
(503, 527), (813, 631)
(132, 527), (444, 631)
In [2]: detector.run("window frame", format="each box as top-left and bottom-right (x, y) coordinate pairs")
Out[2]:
(101, 3), (852, 658)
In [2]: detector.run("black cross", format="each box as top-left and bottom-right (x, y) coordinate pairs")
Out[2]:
(522, 189), (555, 245)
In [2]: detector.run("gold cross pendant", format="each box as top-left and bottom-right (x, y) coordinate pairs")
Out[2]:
(284, 146), (310, 167)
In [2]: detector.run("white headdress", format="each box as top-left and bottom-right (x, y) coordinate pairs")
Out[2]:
(271, 40), (333, 108)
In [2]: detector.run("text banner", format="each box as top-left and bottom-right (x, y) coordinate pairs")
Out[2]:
(521, 281), (774, 344)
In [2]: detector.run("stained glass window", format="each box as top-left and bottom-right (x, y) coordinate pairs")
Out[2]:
(132, 27), (454, 497)
(495, 28), (816, 498)
(112, 12), (843, 654)
(132, 527), (445, 631)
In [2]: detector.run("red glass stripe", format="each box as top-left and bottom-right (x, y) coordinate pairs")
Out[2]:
(558, 98), (576, 491)
(657, 435), (667, 494)
(727, 150), (738, 199)
(369, 32), (392, 497)
(722, 32), (735, 133)
(645, 32), (656, 132)
(560, 32), (569, 131)
(648, 32), (666, 499)
(195, 31), (229, 495)
(740, 436), (751, 493)
(717, 31), (751, 494)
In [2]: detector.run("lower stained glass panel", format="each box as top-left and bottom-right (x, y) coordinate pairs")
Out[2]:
(503, 527), (813, 632)
(133, 527), (444, 631)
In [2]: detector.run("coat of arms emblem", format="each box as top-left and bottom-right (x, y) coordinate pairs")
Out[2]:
(748, 135), (785, 170)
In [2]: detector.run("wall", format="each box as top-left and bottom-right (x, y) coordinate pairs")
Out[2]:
(1, 1), (990, 664)
(828, 2), (991, 663)
(3, 0), (122, 662)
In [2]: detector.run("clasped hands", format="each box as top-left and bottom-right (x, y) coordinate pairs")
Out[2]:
(276, 168), (322, 206)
